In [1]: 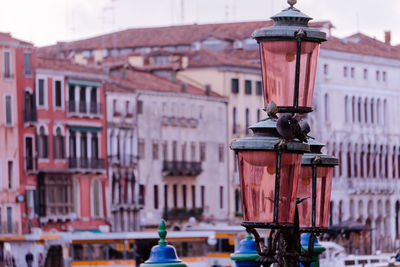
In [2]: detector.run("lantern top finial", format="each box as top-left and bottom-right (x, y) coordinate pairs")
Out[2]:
(288, 0), (297, 8)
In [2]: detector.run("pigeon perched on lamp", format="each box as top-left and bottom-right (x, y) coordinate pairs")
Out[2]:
(276, 113), (308, 142)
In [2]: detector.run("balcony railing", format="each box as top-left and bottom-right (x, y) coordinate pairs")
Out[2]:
(163, 208), (203, 221)
(23, 109), (37, 123)
(68, 157), (105, 170)
(25, 156), (37, 172)
(67, 101), (102, 116)
(0, 222), (19, 234)
(109, 154), (138, 166)
(162, 161), (202, 176)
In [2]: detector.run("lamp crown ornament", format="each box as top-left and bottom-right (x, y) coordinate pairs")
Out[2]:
(288, 0), (297, 8)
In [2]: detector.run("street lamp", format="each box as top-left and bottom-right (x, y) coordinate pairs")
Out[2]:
(230, 1), (337, 266)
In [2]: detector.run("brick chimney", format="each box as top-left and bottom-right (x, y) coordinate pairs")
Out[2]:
(384, 31), (391, 45)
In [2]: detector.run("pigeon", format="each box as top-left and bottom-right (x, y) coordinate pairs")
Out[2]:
(299, 120), (311, 136)
(266, 101), (278, 119)
(276, 113), (307, 142)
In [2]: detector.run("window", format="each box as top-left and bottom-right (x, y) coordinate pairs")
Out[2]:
(7, 161), (13, 189)
(152, 141), (159, 160)
(126, 101), (133, 117)
(3, 51), (11, 79)
(376, 70), (380, 81)
(245, 108), (250, 134)
(383, 71), (387, 82)
(232, 107), (237, 134)
(24, 52), (31, 75)
(218, 144), (224, 163)
(191, 185), (196, 208)
(173, 184), (178, 208)
(323, 64), (328, 75)
(92, 179), (102, 217)
(350, 67), (355, 78)
(164, 185), (168, 210)
(220, 186), (223, 209)
(53, 127), (65, 159)
(6, 207), (12, 233)
(244, 80), (252, 95)
(54, 80), (62, 108)
(113, 99), (120, 116)
(363, 69), (368, 80)
(191, 142), (196, 161)
(343, 66), (348, 77)
(137, 100), (143, 114)
(37, 78), (46, 107)
(231, 78), (239, 94)
(154, 185), (159, 209)
(38, 126), (48, 158)
(5, 95), (12, 126)
(172, 141), (177, 161)
(163, 141), (168, 160)
(138, 139), (145, 159)
(200, 143), (206, 161)
(182, 142), (187, 161)
(73, 180), (80, 216)
(139, 184), (145, 205)
(201, 186), (205, 208)
(182, 185), (187, 209)
(256, 81), (262, 96)
(257, 109), (261, 122)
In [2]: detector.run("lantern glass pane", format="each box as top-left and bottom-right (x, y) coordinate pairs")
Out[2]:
(238, 151), (301, 223)
(259, 41), (320, 109)
(297, 166), (334, 228)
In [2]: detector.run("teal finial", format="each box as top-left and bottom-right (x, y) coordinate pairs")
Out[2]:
(158, 219), (167, 246)
(246, 231), (252, 240)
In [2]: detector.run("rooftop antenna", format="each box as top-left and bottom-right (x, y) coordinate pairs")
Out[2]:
(181, 0), (185, 24)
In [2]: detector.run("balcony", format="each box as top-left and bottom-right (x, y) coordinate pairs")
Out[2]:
(162, 161), (202, 176)
(25, 156), (37, 172)
(163, 208), (203, 221)
(109, 154), (138, 166)
(161, 116), (199, 128)
(68, 157), (105, 170)
(0, 222), (19, 234)
(23, 109), (37, 123)
(67, 101), (102, 116)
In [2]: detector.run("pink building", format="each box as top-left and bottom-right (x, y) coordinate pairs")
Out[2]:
(22, 57), (110, 232)
(0, 33), (35, 234)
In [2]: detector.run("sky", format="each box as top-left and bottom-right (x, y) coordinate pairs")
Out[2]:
(0, 0), (399, 47)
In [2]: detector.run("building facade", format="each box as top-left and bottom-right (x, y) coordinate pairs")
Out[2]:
(30, 58), (109, 232)
(311, 33), (400, 253)
(105, 80), (141, 232)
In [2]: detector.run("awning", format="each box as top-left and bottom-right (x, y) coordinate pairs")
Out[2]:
(68, 78), (101, 88)
(68, 125), (102, 133)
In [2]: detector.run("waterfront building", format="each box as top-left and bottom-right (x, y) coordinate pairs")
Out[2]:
(29, 57), (109, 232)
(0, 33), (36, 234)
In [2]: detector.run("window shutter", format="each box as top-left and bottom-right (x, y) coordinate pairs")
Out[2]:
(44, 135), (48, 158)
(53, 135), (57, 159)
(33, 190), (40, 216)
(61, 136), (65, 159)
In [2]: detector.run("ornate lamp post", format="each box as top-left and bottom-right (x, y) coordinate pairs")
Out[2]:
(230, 1), (337, 266)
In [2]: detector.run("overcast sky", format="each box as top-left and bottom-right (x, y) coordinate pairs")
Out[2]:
(1, 0), (399, 47)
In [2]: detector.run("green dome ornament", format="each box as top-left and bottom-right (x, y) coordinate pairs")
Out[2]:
(140, 220), (188, 267)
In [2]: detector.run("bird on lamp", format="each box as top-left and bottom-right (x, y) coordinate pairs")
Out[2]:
(276, 113), (308, 142)
(265, 101), (278, 119)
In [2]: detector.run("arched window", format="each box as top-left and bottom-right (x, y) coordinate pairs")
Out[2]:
(339, 200), (343, 224)
(92, 179), (102, 217)
(73, 179), (80, 216)
(232, 107), (237, 134)
(358, 98), (362, 122)
(245, 108), (250, 134)
(377, 99), (381, 125)
(354, 144), (358, 177)
(352, 96), (356, 123)
(53, 127), (65, 159)
(383, 99), (387, 126)
(367, 145), (371, 177)
(38, 126), (48, 159)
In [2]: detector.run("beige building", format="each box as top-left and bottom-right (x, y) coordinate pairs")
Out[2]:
(107, 67), (228, 227)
